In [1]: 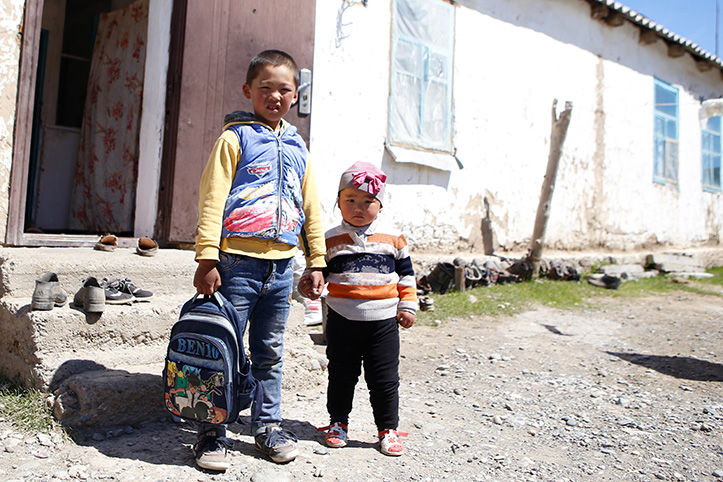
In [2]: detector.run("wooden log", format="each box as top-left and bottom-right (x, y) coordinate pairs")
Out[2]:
(529, 100), (573, 279)
(454, 265), (466, 292)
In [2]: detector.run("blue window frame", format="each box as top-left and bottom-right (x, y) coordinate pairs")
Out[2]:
(389, 0), (454, 153)
(654, 78), (679, 184)
(702, 116), (722, 192)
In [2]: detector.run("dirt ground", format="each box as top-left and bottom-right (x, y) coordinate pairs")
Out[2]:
(1, 287), (722, 482)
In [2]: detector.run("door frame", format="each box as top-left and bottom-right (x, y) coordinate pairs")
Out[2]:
(8, 0), (45, 246)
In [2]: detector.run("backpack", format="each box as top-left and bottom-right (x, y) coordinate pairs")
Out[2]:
(163, 292), (261, 425)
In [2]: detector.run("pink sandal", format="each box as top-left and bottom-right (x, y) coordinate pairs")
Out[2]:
(318, 422), (348, 448)
(378, 429), (408, 456)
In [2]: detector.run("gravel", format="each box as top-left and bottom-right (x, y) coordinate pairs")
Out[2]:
(1, 291), (721, 482)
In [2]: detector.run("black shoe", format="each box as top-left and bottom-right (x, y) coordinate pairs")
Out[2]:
(586, 274), (622, 290)
(99, 278), (135, 304)
(109, 277), (153, 301)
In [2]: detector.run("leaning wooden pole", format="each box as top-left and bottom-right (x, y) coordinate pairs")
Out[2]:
(529, 99), (573, 278)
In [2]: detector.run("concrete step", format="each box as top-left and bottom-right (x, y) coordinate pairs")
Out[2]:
(0, 293), (190, 387)
(0, 244), (319, 430)
(0, 246), (197, 388)
(0, 247), (197, 298)
(645, 252), (706, 274)
(47, 302), (309, 430)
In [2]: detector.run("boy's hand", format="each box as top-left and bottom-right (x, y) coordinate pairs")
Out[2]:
(297, 276), (312, 298)
(194, 259), (221, 295)
(397, 310), (415, 329)
(300, 268), (325, 300)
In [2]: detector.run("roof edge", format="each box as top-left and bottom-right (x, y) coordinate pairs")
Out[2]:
(582, 0), (723, 75)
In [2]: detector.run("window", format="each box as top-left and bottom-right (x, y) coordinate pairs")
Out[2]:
(389, 0), (454, 154)
(654, 78), (679, 184)
(702, 116), (722, 192)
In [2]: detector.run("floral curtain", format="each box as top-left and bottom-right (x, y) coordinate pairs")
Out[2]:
(69, 0), (149, 234)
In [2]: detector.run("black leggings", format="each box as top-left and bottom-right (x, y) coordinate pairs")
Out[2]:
(325, 308), (400, 431)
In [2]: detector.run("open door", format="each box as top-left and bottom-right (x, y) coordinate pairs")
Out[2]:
(159, 0), (317, 246)
(8, 0), (170, 246)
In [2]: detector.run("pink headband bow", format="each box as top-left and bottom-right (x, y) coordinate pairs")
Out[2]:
(352, 170), (387, 195)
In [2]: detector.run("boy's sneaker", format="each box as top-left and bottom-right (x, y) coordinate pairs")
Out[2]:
(193, 432), (232, 471)
(254, 426), (299, 463)
(109, 277), (153, 301)
(100, 278), (135, 304)
(322, 422), (348, 448)
(378, 429), (408, 456)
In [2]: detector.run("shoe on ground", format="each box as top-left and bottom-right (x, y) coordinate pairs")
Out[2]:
(193, 432), (231, 471)
(303, 298), (323, 326)
(94, 234), (118, 252)
(323, 422), (348, 448)
(379, 429), (407, 456)
(586, 273), (622, 290)
(255, 426), (299, 463)
(419, 296), (434, 312)
(107, 277), (153, 301)
(100, 278), (135, 304)
(73, 277), (105, 313)
(136, 237), (158, 256)
(31, 272), (67, 310)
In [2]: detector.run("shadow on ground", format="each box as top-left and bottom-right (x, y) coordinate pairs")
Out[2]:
(68, 416), (332, 469)
(606, 351), (723, 382)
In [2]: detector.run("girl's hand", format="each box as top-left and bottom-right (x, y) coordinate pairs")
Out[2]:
(397, 310), (415, 329)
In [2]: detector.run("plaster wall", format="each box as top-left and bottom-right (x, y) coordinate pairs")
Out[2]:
(309, 0), (723, 253)
(0, 0), (23, 243)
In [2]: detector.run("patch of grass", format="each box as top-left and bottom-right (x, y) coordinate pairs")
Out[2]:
(697, 266), (723, 287)
(0, 374), (61, 434)
(416, 267), (723, 325)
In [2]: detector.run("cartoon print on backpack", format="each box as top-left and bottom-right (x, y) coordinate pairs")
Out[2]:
(165, 361), (230, 424)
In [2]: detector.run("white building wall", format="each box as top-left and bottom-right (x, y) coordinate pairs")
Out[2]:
(309, 0), (723, 253)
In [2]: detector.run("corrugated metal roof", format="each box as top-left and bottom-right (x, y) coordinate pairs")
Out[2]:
(585, 0), (723, 71)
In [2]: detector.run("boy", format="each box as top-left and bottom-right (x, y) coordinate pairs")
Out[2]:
(193, 50), (325, 471)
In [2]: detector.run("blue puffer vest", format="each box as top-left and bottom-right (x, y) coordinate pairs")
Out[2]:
(221, 115), (308, 246)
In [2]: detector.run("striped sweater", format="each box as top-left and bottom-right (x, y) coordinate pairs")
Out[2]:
(323, 218), (418, 322)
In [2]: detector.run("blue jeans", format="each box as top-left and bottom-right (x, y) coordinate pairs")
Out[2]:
(216, 252), (293, 433)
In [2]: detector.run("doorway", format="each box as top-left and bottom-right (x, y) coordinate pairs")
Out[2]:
(9, 0), (170, 246)
(28, 0), (145, 237)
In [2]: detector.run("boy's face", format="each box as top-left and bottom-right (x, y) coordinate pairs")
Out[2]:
(338, 188), (381, 227)
(243, 64), (298, 130)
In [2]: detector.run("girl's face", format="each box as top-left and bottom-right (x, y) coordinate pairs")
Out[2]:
(338, 188), (381, 227)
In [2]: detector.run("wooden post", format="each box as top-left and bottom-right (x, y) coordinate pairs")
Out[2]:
(454, 265), (466, 292)
(529, 99), (573, 278)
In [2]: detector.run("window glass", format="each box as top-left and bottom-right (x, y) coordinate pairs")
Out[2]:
(389, 0), (454, 152)
(653, 79), (679, 184)
(702, 116), (722, 192)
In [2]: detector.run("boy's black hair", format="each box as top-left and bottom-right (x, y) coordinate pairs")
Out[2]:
(246, 50), (300, 88)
